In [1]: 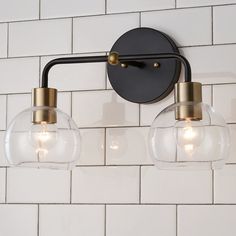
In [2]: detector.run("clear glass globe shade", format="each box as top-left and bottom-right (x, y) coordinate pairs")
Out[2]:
(174, 119), (205, 156)
(5, 106), (81, 170)
(29, 122), (58, 147)
(149, 102), (230, 170)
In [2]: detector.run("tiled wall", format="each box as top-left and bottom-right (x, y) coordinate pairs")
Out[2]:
(0, 0), (236, 235)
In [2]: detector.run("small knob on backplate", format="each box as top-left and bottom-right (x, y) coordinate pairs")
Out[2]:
(108, 52), (119, 65)
(153, 62), (160, 68)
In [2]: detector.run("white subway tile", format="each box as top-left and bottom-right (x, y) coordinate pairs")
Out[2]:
(0, 0), (39, 22)
(7, 93), (31, 125)
(140, 93), (174, 126)
(141, 8), (211, 47)
(106, 74), (112, 89)
(73, 14), (139, 53)
(79, 128), (105, 165)
(178, 205), (236, 236)
(72, 166), (139, 203)
(214, 5), (236, 44)
(7, 168), (70, 203)
(0, 132), (8, 166)
(213, 84), (236, 122)
(41, 53), (106, 91)
(72, 90), (139, 128)
(9, 19), (71, 57)
(0, 205), (37, 236)
(0, 57), (39, 94)
(40, 205), (104, 236)
(41, 0), (104, 18)
(177, 0), (236, 7)
(107, 0), (175, 13)
(57, 92), (71, 115)
(106, 127), (152, 165)
(107, 205), (176, 236)
(182, 45), (236, 84)
(214, 165), (236, 203)
(0, 23), (7, 58)
(228, 124), (236, 163)
(202, 85), (212, 105)
(0, 95), (6, 130)
(0, 168), (5, 202)
(141, 166), (212, 203)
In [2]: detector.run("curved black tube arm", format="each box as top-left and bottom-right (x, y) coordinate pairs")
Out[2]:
(41, 53), (191, 88)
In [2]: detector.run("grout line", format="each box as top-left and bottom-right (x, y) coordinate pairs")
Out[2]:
(176, 205), (178, 236)
(104, 205), (107, 236)
(70, 170), (73, 204)
(104, 128), (107, 165)
(5, 167), (8, 203)
(2, 202), (236, 205)
(70, 91), (73, 117)
(211, 6), (214, 45)
(180, 42), (236, 48)
(139, 12), (141, 27)
(105, 0), (107, 14)
(208, 82), (236, 86)
(105, 62), (108, 89)
(138, 104), (141, 126)
(173, 2), (236, 10)
(7, 14), (101, 24)
(5, 94), (8, 129)
(71, 18), (74, 54)
(76, 164), (153, 168)
(70, 90), (74, 204)
(78, 125), (150, 130)
(1, 51), (107, 60)
(1, 92), (31, 96)
(39, 0), (41, 20)
(211, 85), (213, 106)
(37, 204), (40, 236)
(6, 23), (9, 58)
(0, 3), (234, 25)
(75, 163), (236, 167)
(139, 166), (142, 204)
(212, 170), (215, 204)
(175, 0), (177, 8)
(211, 85), (214, 107)
(39, 57), (41, 87)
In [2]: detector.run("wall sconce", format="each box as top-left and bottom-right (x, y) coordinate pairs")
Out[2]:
(4, 28), (230, 170)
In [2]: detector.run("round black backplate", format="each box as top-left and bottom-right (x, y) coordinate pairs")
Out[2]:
(107, 27), (181, 104)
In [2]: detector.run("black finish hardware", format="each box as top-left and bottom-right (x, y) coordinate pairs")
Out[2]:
(41, 28), (191, 104)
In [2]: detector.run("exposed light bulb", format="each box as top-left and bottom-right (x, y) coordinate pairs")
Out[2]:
(29, 121), (58, 161)
(175, 119), (204, 156)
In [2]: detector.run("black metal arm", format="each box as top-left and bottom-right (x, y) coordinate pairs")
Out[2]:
(41, 53), (191, 88)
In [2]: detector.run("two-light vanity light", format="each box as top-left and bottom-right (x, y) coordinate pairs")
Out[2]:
(4, 28), (230, 170)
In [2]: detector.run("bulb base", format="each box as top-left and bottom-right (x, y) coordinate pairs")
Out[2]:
(32, 88), (57, 124)
(174, 82), (202, 120)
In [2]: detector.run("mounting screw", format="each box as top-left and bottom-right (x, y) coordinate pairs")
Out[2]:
(108, 52), (119, 65)
(153, 62), (160, 68)
(121, 63), (128, 68)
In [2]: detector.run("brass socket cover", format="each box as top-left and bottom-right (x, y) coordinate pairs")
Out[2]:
(32, 88), (57, 124)
(174, 82), (202, 120)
